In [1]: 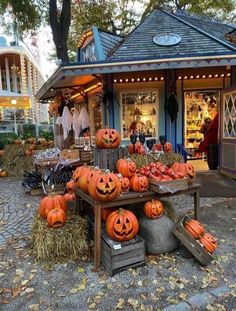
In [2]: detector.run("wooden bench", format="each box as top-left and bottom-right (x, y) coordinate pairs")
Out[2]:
(74, 183), (201, 271)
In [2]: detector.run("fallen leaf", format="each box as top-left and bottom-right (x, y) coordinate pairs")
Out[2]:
(28, 304), (40, 311)
(137, 280), (143, 286)
(1, 298), (10, 304)
(0, 273), (5, 277)
(12, 287), (22, 298)
(15, 269), (24, 277)
(114, 298), (125, 309)
(77, 267), (85, 273)
(25, 287), (34, 293)
(128, 298), (139, 307)
(21, 280), (29, 286)
(88, 303), (96, 309)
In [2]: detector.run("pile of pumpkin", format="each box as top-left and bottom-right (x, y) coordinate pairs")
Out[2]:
(128, 140), (173, 155)
(38, 180), (76, 228)
(184, 219), (217, 254)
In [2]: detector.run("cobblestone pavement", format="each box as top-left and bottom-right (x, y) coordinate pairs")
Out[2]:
(0, 177), (232, 246)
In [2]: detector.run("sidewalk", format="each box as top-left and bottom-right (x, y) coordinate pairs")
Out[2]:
(0, 178), (235, 310)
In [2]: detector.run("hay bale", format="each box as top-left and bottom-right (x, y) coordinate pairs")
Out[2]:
(30, 208), (89, 262)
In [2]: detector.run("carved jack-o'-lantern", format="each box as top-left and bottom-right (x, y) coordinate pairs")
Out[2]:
(47, 208), (66, 228)
(88, 171), (121, 201)
(144, 200), (164, 219)
(117, 174), (130, 193)
(95, 129), (121, 149)
(106, 208), (139, 241)
(73, 165), (89, 188)
(116, 158), (137, 178)
(199, 233), (217, 254)
(130, 174), (149, 192)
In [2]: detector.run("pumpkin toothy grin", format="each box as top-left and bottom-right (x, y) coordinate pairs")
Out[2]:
(96, 187), (116, 195)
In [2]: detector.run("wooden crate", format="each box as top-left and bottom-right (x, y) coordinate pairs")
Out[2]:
(44, 183), (65, 195)
(93, 147), (128, 171)
(102, 232), (146, 276)
(79, 149), (93, 163)
(172, 215), (214, 266)
(148, 177), (188, 194)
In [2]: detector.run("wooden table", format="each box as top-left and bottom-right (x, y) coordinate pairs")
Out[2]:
(74, 184), (201, 270)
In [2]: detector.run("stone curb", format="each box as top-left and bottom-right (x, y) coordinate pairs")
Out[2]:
(162, 285), (232, 311)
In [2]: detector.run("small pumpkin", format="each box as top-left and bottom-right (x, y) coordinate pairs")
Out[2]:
(27, 137), (35, 144)
(66, 180), (75, 192)
(25, 150), (32, 156)
(144, 200), (163, 219)
(184, 219), (205, 239)
(47, 208), (66, 228)
(199, 233), (217, 254)
(130, 174), (149, 192)
(0, 150), (5, 156)
(128, 142), (146, 155)
(95, 128), (121, 149)
(101, 207), (117, 222)
(88, 171), (121, 201)
(152, 143), (163, 152)
(39, 194), (67, 219)
(116, 158), (137, 178)
(106, 208), (139, 241)
(0, 170), (7, 177)
(15, 139), (22, 145)
(28, 144), (36, 151)
(117, 174), (130, 193)
(171, 162), (196, 184)
(64, 192), (75, 201)
(164, 142), (172, 153)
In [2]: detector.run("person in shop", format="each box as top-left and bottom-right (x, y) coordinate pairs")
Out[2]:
(198, 113), (219, 153)
(129, 115), (146, 133)
(200, 117), (212, 140)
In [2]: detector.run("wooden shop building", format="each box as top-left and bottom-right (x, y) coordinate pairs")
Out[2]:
(36, 9), (236, 178)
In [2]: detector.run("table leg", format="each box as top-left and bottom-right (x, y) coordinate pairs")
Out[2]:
(94, 202), (101, 271)
(193, 190), (200, 220)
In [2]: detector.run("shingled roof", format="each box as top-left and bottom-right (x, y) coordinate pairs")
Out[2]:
(109, 9), (236, 61)
(98, 29), (123, 59)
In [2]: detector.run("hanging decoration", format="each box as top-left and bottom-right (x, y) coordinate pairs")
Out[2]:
(165, 87), (179, 123)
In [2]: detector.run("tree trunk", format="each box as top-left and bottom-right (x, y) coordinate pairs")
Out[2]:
(49, 0), (71, 63)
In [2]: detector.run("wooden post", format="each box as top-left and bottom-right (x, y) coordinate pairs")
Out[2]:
(193, 189), (200, 220)
(94, 201), (102, 271)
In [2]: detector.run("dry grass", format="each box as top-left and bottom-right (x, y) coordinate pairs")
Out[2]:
(130, 153), (183, 168)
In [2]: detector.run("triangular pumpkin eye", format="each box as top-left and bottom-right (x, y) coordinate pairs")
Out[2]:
(109, 177), (113, 182)
(100, 178), (104, 183)
(105, 130), (108, 134)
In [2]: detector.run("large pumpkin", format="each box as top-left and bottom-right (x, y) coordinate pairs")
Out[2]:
(130, 174), (149, 192)
(184, 219), (205, 239)
(47, 208), (66, 228)
(39, 194), (67, 219)
(88, 171), (121, 201)
(116, 158), (137, 178)
(144, 200), (163, 219)
(73, 165), (88, 187)
(95, 129), (121, 149)
(117, 174), (130, 193)
(199, 233), (217, 254)
(106, 208), (139, 241)
(171, 162), (196, 184)
(76, 165), (92, 192)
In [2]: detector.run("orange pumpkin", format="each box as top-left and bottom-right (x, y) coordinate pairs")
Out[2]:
(15, 139), (22, 145)
(73, 165), (89, 188)
(130, 174), (149, 192)
(144, 200), (163, 219)
(27, 137), (35, 144)
(28, 144), (36, 151)
(164, 142), (172, 153)
(101, 207), (117, 222)
(0, 170), (7, 177)
(95, 129), (121, 149)
(128, 142), (146, 155)
(39, 194), (67, 219)
(171, 162), (196, 184)
(117, 174), (130, 193)
(64, 192), (75, 201)
(25, 150), (32, 156)
(106, 208), (139, 241)
(66, 180), (75, 192)
(78, 166), (101, 193)
(152, 143), (163, 152)
(0, 150), (5, 156)
(88, 171), (121, 201)
(184, 219), (205, 239)
(116, 158), (137, 178)
(47, 208), (66, 228)
(199, 233), (217, 254)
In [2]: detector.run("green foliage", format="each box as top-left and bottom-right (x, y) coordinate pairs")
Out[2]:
(22, 124), (36, 139)
(39, 129), (54, 141)
(0, 133), (18, 149)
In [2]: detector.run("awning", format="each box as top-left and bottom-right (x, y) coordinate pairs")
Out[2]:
(0, 92), (31, 109)
(36, 52), (236, 101)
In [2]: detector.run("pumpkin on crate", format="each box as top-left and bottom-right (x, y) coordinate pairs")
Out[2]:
(117, 174), (130, 193)
(106, 208), (139, 242)
(47, 208), (66, 228)
(66, 180), (75, 192)
(39, 194), (67, 219)
(78, 166), (101, 194)
(128, 141), (146, 155)
(95, 128), (121, 149)
(171, 162), (196, 184)
(88, 171), (121, 201)
(116, 158), (137, 178)
(64, 192), (75, 202)
(130, 174), (149, 192)
(199, 233), (217, 254)
(144, 200), (163, 219)
(184, 219), (205, 239)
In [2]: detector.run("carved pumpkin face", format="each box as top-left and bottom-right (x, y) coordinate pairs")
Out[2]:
(106, 208), (139, 241)
(47, 208), (66, 228)
(200, 233), (217, 254)
(117, 174), (130, 193)
(73, 165), (89, 188)
(116, 158), (137, 178)
(184, 219), (205, 239)
(130, 174), (149, 192)
(88, 172), (121, 201)
(144, 200), (163, 219)
(96, 129), (121, 149)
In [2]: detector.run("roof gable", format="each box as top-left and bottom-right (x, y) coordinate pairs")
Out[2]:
(109, 10), (236, 61)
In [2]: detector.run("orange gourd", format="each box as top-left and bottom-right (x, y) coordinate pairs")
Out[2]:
(47, 208), (66, 228)
(171, 162), (196, 184)
(199, 233), (217, 254)
(73, 165), (88, 188)
(95, 129), (121, 149)
(130, 174), (149, 192)
(117, 174), (130, 193)
(39, 194), (67, 219)
(106, 208), (139, 241)
(64, 192), (75, 201)
(184, 219), (205, 239)
(144, 200), (163, 219)
(116, 158), (136, 178)
(66, 180), (75, 192)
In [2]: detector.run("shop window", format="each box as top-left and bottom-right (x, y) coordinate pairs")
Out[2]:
(184, 90), (219, 158)
(223, 93), (236, 138)
(121, 90), (158, 139)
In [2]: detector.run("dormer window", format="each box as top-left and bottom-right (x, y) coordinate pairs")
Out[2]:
(225, 29), (236, 44)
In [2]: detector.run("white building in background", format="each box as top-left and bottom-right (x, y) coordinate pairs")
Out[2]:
(0, 36), (48, 135)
